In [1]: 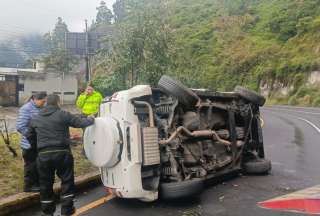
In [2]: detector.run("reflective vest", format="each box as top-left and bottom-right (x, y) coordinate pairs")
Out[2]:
(76, 91), (103, 115)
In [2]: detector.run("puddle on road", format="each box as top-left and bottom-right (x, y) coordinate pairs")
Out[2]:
(277, 116), (304, 148)
(276, 116), (308, 169)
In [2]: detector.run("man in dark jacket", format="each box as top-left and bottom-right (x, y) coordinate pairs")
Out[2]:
(27, 94), (95, 216)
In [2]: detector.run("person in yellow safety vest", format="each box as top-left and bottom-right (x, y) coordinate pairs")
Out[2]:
(76, 86), (103, 116)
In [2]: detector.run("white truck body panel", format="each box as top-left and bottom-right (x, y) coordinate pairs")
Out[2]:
(85, 85), (158, 201)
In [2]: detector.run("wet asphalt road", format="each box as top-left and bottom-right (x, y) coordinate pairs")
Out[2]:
(20, 105), (320, 216)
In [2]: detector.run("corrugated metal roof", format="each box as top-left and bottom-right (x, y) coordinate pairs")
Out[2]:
(0, 67), (41, 75)
(0, 67), (18, 75)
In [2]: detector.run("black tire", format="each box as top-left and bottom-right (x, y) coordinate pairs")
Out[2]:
(242, 158), (272, 175)
(160, 178), (204, 200)
(158, 75), (200, 108)
(234, 86), (266, 106)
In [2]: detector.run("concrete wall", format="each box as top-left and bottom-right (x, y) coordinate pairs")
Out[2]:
(307, 71), (320, 85)
(19, 72), (78, 105)
(260, 71), (320, 97)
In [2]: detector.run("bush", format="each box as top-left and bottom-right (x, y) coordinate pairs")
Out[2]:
(293, 74), (305, 89)
(91, 75), (127, 96)
(295, 86), (309, 98)
(288, 95), (298, 105)
(312, 96), (320, 107)
(298, 95), (312, 106)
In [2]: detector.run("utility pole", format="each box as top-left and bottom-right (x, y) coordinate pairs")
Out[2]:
(85, 19), (90, 83)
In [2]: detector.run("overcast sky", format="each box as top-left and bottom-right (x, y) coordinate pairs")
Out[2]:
(0, 0), (116, 41)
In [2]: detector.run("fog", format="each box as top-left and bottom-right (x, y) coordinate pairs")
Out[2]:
(0, 0), (116, 41)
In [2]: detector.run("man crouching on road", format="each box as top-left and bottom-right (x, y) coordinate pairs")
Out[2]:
(26, 94), (95, 216)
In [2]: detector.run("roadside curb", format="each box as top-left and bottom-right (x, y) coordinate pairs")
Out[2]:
(0, 171), (100, 216)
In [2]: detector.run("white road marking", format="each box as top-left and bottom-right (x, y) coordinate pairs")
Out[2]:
(268, 105), (320, 111)
(263, 107), (320, 134)
(264, 107), (320, 115)
(271, 161), (284, 166)
(260, 184), (320, 201)
(297, 117), (320, 133)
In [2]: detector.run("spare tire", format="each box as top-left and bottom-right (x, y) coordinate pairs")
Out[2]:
(160, 178), (204, 200)
(158, 75), (200, 108)
(242, 158), (271, 175)
(84, 117), (123, 168)
(234, 86), (266, 106)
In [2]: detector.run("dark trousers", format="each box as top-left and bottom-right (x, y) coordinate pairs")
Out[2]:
(37, 150), (75, 215)
(22, 149), (39, 189)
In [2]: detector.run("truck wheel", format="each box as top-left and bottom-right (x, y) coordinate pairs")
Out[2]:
(160, 178), (204, 200)
(234, 86), (266, 106)
(158, 75), (200, 108)
(242, 158), (271, 175)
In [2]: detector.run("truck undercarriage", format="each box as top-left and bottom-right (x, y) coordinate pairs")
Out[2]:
(132, 76), (271, 199)
(84, 75), (271, 201)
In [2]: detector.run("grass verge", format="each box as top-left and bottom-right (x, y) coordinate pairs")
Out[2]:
(0, 129), (96, 198)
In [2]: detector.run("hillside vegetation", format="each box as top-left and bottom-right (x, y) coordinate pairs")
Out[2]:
(93, 0), (320, 106)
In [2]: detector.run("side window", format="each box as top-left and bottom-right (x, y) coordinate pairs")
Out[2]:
(126, 127), (131, 161)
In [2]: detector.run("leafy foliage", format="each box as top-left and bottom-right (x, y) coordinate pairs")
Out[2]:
(96, 1), (113, 25)
(92, 0), (320, 100)
(44, 17), (69, 50)
(42, 49), (78, 73)
(94, 0), (172, 92)
(42, 17), (77, 74)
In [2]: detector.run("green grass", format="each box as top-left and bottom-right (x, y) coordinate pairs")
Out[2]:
(0, 129), (96, 198)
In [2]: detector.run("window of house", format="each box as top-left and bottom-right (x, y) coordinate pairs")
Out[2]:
(0, 75), (5, 81)
(18, 84), (24, 91)
(64, 92), (75, 95)
(32, 91), (47, 94)
(5, 76), (15, 81)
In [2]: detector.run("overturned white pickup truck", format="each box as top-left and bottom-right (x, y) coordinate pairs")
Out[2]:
(84, 75), (271, 202)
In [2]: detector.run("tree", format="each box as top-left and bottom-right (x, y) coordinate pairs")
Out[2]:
(44, 17), (69, 50)
(92, 0), (320, 102)
(42, 17), (76, 74)
(96, 1), (113, 25)
(42, 49), (78, 74)
(95, 0), (172, 88)
(113, 0), (127, 22)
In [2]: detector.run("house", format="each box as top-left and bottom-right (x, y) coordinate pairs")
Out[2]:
(0, 63), (78, 106)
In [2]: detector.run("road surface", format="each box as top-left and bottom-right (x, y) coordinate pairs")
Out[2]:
(20, 105), (320, 216)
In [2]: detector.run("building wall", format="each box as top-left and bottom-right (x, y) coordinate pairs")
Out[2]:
(19, 72), (78, 105)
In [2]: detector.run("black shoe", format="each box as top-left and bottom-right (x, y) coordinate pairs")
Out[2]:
(61, 206), (76, 216)
(41, 213), (53, 216)
(24, 186), (40, 192)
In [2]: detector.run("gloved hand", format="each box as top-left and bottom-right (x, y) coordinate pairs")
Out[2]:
(87, 115), (95, 122)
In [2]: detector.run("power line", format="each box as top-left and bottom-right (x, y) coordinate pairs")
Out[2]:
(0, 46), (46, 52)
(0, 42), (47, 51)
(2, 44), (47, 50)
(0, 25), (35, 33)
(0, 29), (29, 36)
(0, 29), (46, 39)
(0, 49), (46, 55)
